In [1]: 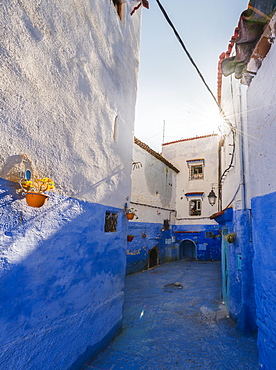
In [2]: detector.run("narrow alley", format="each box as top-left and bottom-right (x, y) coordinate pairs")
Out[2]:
(87, 261), (259, 370)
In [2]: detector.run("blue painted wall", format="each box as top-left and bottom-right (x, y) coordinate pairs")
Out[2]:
(173, 224), (221, 261)
(213, 208), (257, 335)
(126, 222), (177, 275)
(126, 222), (221, 275)
(0, 179), (127, 369)
(252, 192), (276, 369)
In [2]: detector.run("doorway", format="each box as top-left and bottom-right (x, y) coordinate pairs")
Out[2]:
(179, 240), (196, 259)
(148, 247), (158, 268)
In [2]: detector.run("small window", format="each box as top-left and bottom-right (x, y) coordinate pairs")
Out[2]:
(163, 219), (169, 230)
(105, 212), (118, 232)
(189, 199), (201, 216)
(112, 0), (123, 20)
(190, 164), (203, 180)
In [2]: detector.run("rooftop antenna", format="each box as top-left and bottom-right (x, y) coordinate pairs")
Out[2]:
(162, 120), (165, 144)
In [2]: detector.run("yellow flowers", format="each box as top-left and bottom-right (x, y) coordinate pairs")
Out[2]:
(21, 178), (55, 193)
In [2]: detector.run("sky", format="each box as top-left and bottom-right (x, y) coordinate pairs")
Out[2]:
(134, 0), (249, 152)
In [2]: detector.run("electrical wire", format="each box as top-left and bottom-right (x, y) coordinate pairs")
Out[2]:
(155, 0), (221, 112)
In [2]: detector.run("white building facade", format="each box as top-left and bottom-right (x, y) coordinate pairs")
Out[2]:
(127, 137), (179, 274)
(127, 135), (221, 275)
(162, 135), (221, 261)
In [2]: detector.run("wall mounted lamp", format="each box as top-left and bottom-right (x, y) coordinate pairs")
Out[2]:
(207, 189), (217, 206)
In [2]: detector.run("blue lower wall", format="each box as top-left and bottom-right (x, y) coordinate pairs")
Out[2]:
(252, 192), (276, 369)
(213, 208), (257, 335)
(126, 222), (221, 275)
(173, 224), (221, 261)
(126, 222), (165, 274)
(0, 179), (127, 369)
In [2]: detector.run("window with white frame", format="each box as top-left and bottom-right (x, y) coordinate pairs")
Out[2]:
(189, 199), (202, 216)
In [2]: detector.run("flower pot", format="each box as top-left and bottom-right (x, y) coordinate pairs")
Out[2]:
(127, 235), (134, 242)
(25, 192), (49, 208)
(225, 233), (236, 243)
(126, 212), (135, 220)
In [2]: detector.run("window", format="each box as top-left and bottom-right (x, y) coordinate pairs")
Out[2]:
(112, 0), (124, 20)
(187, 159), (204, 180)
(206, 231), (215, 238)
(105, 212), (118, 232)
(190, 164), (203, 180)
(189, 199), (201, 216)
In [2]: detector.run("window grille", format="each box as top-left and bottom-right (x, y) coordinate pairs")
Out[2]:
(189, 199), (201, 216)
(105, 212), (118, 232)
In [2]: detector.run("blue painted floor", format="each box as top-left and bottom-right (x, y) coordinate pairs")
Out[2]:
(86, 260), (259, 370)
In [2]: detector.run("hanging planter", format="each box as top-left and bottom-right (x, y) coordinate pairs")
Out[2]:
(126, 212), (135, 220)
(225, 233), (236, 243)
(20, 177), (55, 208)
(127, 235), (134, 242)
(125, 208), (138, 220)
(25, 192), (49, 208)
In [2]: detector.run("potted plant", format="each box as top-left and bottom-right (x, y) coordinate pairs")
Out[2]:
(127, 235), (134, 242)
(20, 177), (55, 208)
(126, 208), (138, 220)
(225, 233), (236, 243)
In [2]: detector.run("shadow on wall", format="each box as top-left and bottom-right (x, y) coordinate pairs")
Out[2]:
(0, 179), (127, 370)
(0, 155), (38, 183)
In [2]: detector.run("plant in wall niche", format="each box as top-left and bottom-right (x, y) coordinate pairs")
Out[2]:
(225, 233), (236, 243)
(126, 208), (138, 220)
(20, 177), (55, 208)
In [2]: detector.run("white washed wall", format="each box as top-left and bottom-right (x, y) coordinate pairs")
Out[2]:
(130, 143), (177, 224)
(0, 0), (141, 208)
(219, 74), (250, 211)
(246, 41), (276, 199)
(162, 136), (218, 225)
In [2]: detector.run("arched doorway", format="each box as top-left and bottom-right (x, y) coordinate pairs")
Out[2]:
(179, 240), (196, 259)
(148, 247), (158, 268)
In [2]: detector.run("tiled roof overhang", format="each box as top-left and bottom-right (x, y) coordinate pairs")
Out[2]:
(218, 0), (276, 88)
(134, 137), (180, 173)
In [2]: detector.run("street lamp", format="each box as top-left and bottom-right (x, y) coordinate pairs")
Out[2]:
(207, 189), (217, 206)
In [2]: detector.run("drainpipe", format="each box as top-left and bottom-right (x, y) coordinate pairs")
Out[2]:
(238, 85), (247, 211)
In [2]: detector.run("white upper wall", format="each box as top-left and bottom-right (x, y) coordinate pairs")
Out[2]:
(220, 74), (248, 211)
(131, 140), (178, 224)
(0, 0), (142, 208)
(162, 135), (219, 225)
(247, 40), (276, 199)
(220, 14), (276, 206)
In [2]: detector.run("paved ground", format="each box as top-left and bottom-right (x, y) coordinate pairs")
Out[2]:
(87, 260), (259, 370)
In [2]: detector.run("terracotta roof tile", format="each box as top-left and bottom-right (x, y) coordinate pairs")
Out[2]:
(134, 137), (179, 173)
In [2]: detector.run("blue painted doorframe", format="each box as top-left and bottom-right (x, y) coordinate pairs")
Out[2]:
(222, 227), (230, 311)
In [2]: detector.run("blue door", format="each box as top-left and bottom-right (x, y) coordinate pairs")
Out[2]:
(179, 240), (196, 259)
(222, 227), (230, 311)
